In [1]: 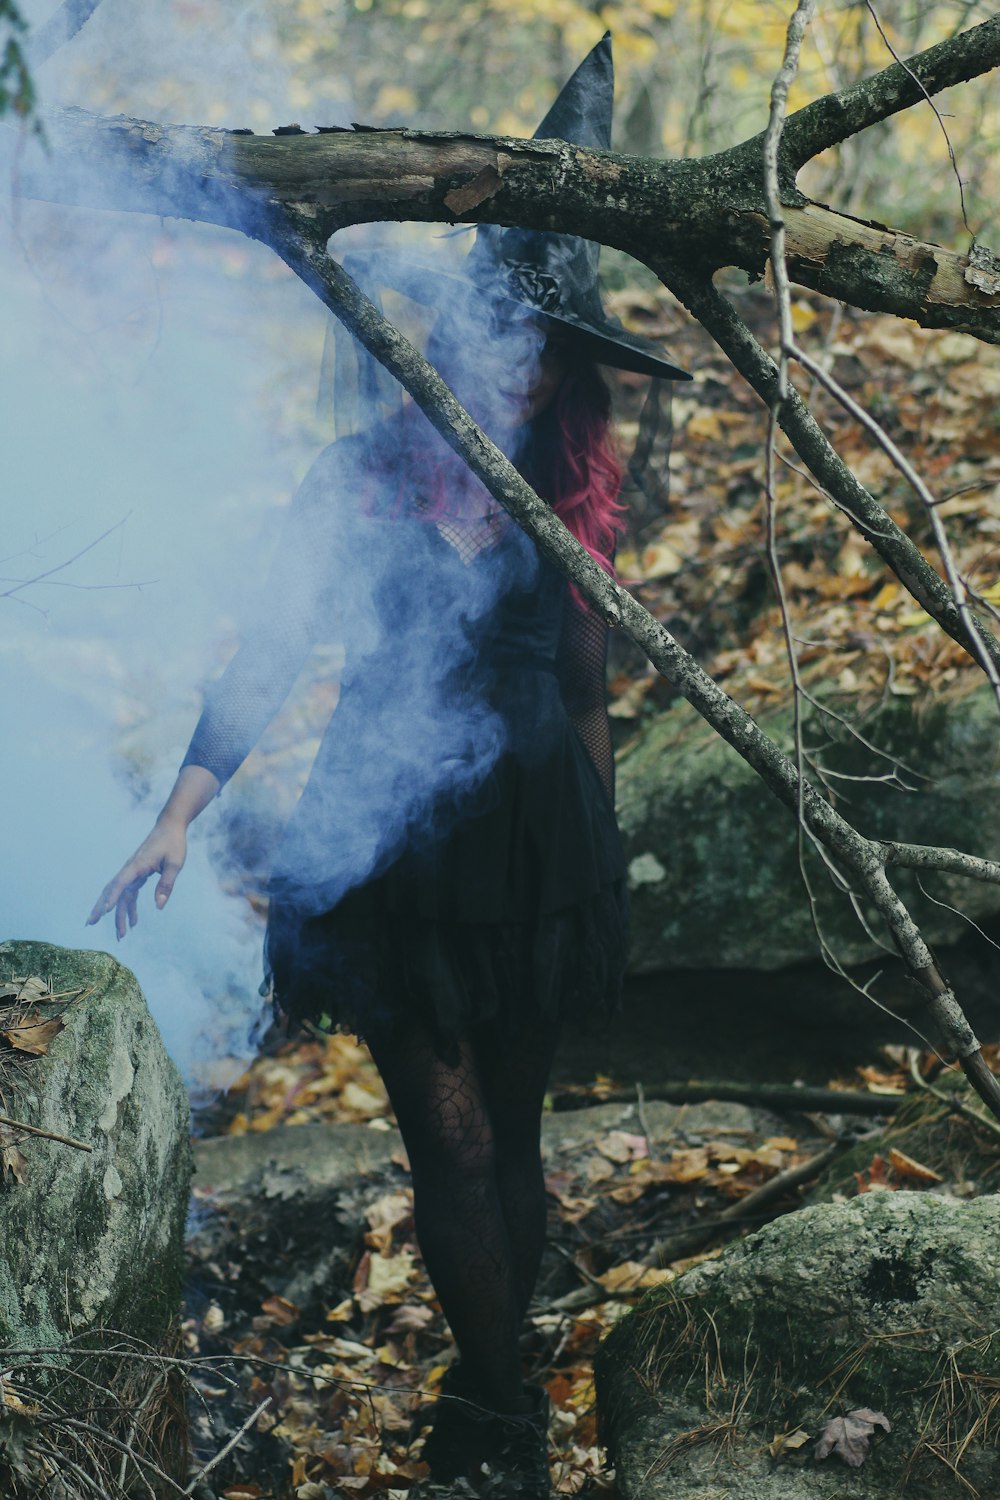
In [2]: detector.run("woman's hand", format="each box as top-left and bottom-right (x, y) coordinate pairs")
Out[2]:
(87, 818), (188, 939)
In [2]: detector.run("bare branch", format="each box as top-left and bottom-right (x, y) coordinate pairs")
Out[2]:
(883, 842), (1000, 886)
(653, 260), (1000, 684)
(780, 10), (1000, 169)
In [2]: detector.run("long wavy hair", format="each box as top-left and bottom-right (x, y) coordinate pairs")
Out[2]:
(529, 362), (625, 590)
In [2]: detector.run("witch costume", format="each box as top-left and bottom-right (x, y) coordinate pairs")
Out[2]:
(182, 34), (686, 1060)
(178, 34), (688, 1496)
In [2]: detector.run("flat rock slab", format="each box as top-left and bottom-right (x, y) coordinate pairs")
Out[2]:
(596, 1190), (1000, 1499)
(189, 1098), (777, 1316)
(0, 940), (192, 1350)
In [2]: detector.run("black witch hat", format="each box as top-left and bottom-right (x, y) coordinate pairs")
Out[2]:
(463, 33), (689, 381)
(340, 33), (689, 386)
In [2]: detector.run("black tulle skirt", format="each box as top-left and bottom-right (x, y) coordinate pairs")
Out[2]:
(263, 722), (629, 1060)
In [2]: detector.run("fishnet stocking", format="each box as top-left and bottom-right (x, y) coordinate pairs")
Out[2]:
(366, 1013), (560, 1411)
(557, 599), (615, 801)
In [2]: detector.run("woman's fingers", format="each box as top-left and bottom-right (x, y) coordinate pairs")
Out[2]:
(89, 859), (153, 927)
(154, 859), (182, 909)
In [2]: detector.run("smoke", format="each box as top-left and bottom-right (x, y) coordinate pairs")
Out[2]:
(1, 3), (548, 1094)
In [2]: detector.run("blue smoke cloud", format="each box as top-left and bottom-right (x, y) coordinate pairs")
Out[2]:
(1, 5), (545, 1090)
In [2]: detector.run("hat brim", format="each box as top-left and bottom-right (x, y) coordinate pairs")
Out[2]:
(342, 249), (691, 382)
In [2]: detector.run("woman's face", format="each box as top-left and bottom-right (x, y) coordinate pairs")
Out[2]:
(507, 332), (571, 423)
(430, 303), (570, 432)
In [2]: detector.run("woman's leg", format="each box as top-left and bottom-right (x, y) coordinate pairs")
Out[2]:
(471, 1017), (561, 1320)
(365, 1016), (526, 1412)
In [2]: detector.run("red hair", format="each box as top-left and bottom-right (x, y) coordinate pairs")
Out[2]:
(542, 364), (625, 595)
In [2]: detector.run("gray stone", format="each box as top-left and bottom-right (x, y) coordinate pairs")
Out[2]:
(189, 1098), (779, 1320)
(617, 684), (1000, 972)
(0, 940), (192, 1351)
(596, 1191), (1000, 1498)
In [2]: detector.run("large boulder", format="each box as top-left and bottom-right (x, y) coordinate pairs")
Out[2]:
(596, 1190), (1000, 1498)
(0, 940), (192, 1351)
(617, 684), (1000, 972)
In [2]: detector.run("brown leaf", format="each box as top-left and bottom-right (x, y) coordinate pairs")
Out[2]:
(855, 1153), (894, 1194)
(0, 1143), (28, 1185)
(260, 1294), (299, 1326)
(2, 1014), (65, 1056)
(386, 1303), (434, 1335)
(887, 1148), (943, 1185)
(595, 1130), (649, 1164)
(814, 1408), (891, 1467)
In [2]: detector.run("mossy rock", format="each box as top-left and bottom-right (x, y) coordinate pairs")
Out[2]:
(0, 940), (192, 1353)
(596, 1192), (1000, 1498)
(617, 683), (1000, 972)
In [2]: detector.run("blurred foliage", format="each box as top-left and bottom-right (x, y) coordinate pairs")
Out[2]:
(0, 0), (37, 126)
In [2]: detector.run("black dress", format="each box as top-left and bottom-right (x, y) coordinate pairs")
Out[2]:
(181, 429), (628, 1057)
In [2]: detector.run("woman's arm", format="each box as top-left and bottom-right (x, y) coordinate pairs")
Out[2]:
(89, 439), (352, 935)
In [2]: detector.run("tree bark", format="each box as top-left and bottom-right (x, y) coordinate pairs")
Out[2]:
(10, 6), (1000, 346)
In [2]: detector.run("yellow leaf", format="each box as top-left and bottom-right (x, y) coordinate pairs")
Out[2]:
(790, 301), (817, 332)
(639, 542), (684, 579)
(769, 1427), (811, 1458)
(871, 583), (901, 611)
(899, 609), (932, 628)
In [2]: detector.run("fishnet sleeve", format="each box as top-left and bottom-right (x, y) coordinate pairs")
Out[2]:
(557, 595), (615, 803)
(181, 443), (346, 788)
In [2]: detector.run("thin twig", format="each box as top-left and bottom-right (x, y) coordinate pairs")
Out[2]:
(0, 1113), (92, 1151)
(182, 1397), (272, 1495)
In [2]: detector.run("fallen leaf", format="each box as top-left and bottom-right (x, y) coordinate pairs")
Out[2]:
(386, 1303), (434, 1335)
(2, 1014), (65, 1056)
(0, 976), (51, 1004)
(261, 1294), (299, 1326)
(814, 1408), (890, 1467)
(0, 1143), (28, 1185)
(887, 1148), (943, 1185)
(855, 1154), (894, 1194)
(595, 1131), (650, 1164)
(596, 1261), (673, 1293)
(357, 1250), (416, 1311)
(769, 1426), (811, 1458)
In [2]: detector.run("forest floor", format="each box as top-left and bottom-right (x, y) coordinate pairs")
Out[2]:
(181, 286), (1000, 1497)
(185, 1030), (1000, 1498)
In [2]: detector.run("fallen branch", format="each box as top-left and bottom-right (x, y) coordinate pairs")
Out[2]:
(181, 1397), (272, 1496)
(550, 1081), (903, 1117)
(549, 1140), (846, 1314)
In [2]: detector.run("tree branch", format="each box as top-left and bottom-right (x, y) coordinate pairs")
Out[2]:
(883, 843), (1000, 885)
(780, 11), (1000, 169)
(10, 78), (1000, 344)
(653, 259), (1000, 683)
(268, 216), (1000, 1121)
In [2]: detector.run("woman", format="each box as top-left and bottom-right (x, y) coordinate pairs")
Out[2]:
(89, 36), (688, 1498)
